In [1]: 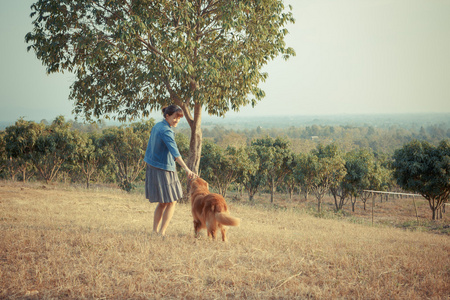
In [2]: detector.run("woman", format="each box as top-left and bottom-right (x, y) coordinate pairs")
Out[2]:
(144, 105), (196, 236)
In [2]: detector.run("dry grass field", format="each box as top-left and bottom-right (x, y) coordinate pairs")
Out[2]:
(1, 181), (449, 299)
(244, 191), (450, 235)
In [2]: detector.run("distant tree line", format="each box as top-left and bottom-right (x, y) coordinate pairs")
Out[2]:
(193, 122), (450, 154)
(0, 116), (153, 192)
(0, 117), (448, 220)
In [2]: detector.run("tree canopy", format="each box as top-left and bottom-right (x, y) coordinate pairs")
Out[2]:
(26, 0), (295, 171)
(251, 137), (293, 203)
(393, 140), (450, 219)
(299, 144), (346, 213)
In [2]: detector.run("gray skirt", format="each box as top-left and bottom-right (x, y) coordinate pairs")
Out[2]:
(145, 164), (183, 203)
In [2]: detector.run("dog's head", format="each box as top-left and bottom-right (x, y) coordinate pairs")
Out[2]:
(189, 177), (209, 194)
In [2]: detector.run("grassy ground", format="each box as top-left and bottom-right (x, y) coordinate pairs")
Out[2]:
(1, 181), (449, 299)
(237, 190), (450, 235)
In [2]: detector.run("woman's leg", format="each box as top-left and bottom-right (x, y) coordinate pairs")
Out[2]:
(153, 202), (177, 236)
(153, 203), (167, 234)
(159, 202), (176, 236)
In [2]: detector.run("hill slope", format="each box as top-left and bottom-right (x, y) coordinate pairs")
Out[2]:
(1, 182), (449, 299)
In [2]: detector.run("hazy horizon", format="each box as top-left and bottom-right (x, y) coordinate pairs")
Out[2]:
(2, 112), (449, 132)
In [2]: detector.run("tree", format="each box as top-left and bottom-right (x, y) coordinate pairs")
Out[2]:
(299, 144), (346, 213)
(199, 140), (230, 195)
(226, 145), (259, 197)
(4, 118), (46, 182)
(31, 116), (80, 183)
(99, 120), (153, 191)
(200, 142), (255, 197)
(296, 152), (318, 201)
(75, 133), (106, 189)
(237, 145), (263, 201)
(26, 0), (295, 174)
(252, 137), (293, 203)
(329, 154), (352, 212)
(0, 132), (7, 178)
(175, 133), (190, 161)
(298, 154), (326, 212)
(343, 149), (378, 211)
(284, 153), (300, 200)
(393, 140), (450, 220)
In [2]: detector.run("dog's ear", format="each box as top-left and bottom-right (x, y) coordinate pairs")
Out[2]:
(189, 177), (200, 188)
(198, 178), (205, 187)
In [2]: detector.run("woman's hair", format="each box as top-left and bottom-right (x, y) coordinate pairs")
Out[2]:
(162, 105), (184, 118)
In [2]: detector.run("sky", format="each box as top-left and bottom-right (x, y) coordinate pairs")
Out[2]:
(1, 0), (450, 123)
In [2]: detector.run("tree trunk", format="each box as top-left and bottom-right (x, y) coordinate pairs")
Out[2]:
(351, 195), (356, 212)
(23, 170), (27, 182)
(427, 197), (446, 220)
(270, 177), (275, 203)
(219, 182), (229, 197)
(8, 160), (17, 181)
(86, 173), (91, 189)
(248, 191), (254, 202)
(333, 194), (338, 211)
(186, 104), (202, 174)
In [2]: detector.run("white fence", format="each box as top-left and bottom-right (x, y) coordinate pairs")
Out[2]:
(362, 190), (425, 225)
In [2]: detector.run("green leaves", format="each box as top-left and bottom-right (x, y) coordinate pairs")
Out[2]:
(199, 140), (254, 196)
(99, 119), (154, 191)
(26, 0), (295, 121)
(393, 140), (450, 219)
(297, 143), (347, 212)
(4, 116), (82, 183)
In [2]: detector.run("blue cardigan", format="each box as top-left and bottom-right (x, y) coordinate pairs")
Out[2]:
(144, 119), (181, 172)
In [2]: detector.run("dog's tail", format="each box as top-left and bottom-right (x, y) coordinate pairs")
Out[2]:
(215, 212), (240, 227)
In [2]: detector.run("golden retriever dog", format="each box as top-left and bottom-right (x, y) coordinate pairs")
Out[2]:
(189, 177), (240, 241)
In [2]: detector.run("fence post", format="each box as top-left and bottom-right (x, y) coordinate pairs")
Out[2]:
(371, 192), (375, 226)
(413, 196), (419, 224)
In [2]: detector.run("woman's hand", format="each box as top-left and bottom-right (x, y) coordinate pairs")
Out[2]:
(186, 169), (197, 179)
(175, 156), (197, 179)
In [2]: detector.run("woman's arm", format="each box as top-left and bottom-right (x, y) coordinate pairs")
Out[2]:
(175, 156), (197, 179)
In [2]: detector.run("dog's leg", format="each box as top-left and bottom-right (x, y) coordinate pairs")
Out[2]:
(220, 225), (227, 242)
(193, 220), (202, 238)
(206, 221), (217, 240)
(209, 229), (216, 240)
